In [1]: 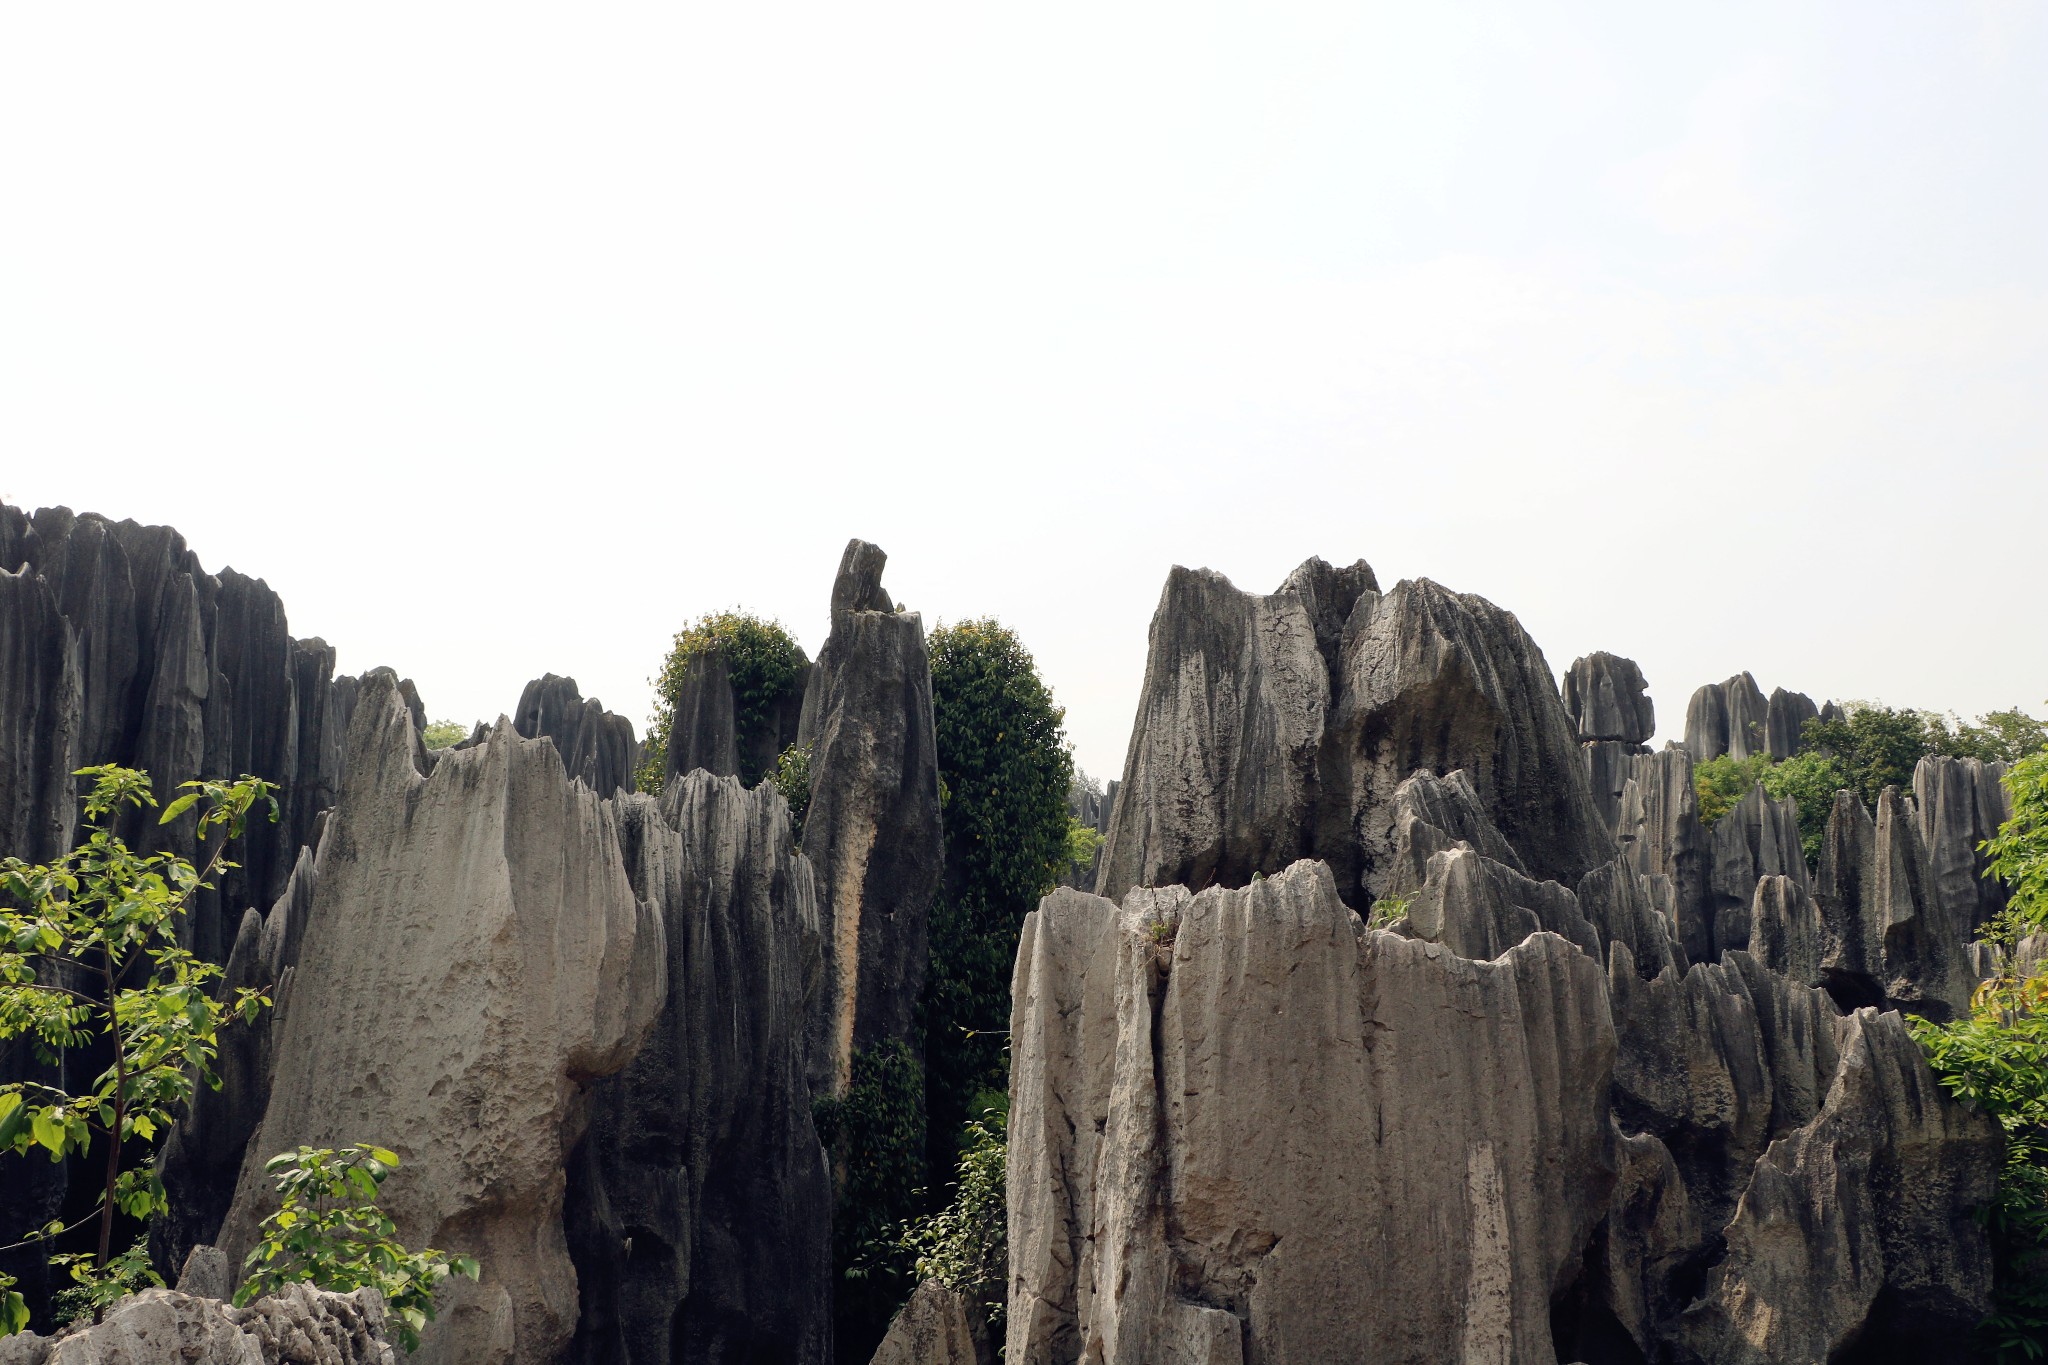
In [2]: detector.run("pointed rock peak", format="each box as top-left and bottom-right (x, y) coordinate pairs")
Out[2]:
(830, 539), (895, 623)
(1563, 652), (1655, 745)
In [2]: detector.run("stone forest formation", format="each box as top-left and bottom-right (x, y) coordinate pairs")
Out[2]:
(1, 501), (2043, 1365)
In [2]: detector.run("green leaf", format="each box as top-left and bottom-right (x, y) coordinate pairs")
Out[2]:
(31, 1107), (68, 1158)
(157, 792), (202, 826)
(368, 1146), (401, 1168)
(2, 1287), (28, 1337)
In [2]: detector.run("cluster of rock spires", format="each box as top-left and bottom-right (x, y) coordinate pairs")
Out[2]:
(0, 507), (2034, 1364)
(1007, 556), (2020, 1365)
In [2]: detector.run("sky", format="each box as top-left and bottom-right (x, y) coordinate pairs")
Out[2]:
(4, 2), (2045, 781)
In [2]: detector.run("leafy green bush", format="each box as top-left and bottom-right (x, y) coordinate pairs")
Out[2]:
(49, 1238), (159, 1329)
(1693, 754), (1775, 829)
(771, 742), (813, 841)
(1063, 818), (1103, 877)
(1759, 751), (1849, 866)
(639, 611), (808, 794)
(1, 766), (275, 1335)
(888, 1092), (1007, 1341)
(236, 1145), (478, 1352)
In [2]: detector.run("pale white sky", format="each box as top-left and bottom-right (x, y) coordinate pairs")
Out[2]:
(4, 3), (2045, 780)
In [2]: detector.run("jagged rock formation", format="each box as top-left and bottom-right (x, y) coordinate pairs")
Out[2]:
(1057, 774), (1117, 893)
(562, 772), (831, 1365)
(797, 539), (943, 1093)
(1564, 652), (1654, 746)
(1035, 557), (2012, 1365)
(1683, 672), (1820, 763)
(1, 506), (357, 1320)
(513, 674), (640, 796)
(0, 1286), (394, 1365)
(1008, 862), (1617, 1365)
(661, 647), (808, 788)
(869, 1282), (989, 1365)
(213, 671), (668, 1365)
(1562, 652), (1654, 836)
(1098, 559), (1612, 910)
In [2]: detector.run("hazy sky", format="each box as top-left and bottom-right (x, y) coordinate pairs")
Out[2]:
(5, 3), (2045, 781)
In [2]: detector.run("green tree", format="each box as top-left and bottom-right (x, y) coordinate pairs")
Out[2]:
(237, 1145), (478, 1352)
(1693, 753), (1775, 829)
(0, 767), (275, 1335)
(420, 719), (469, 750)
(1759, 751), (1850, 866)
(1952, 709), (2048, 766)
(639, 612), (808, 794)
(921, 620), (1074, 1183)
(1800, 704), (1942, 809)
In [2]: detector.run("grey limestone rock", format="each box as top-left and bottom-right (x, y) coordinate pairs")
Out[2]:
(1764, 686), (1819, 759)
(1678, 1006), (1999, 1364)
(797, 539), (943, 1095)
(214, 671), (667, 1365)
(513, 674), (641, 796)
(1562, 652), (1654, 745)
(1098, 561), (1612, 910)
(1575, 858), (1687, 981)
(1403, 845), (1604, 963)
(1682, 673), (1769, 763)
(1094, 564), (1334, 904)
(1813, 782), (1976, 1018)
(1914, 755), (2011, 937)
(0, 1285), (394, 1365)
(1704, 783), (1809, 952)
(868, 1281), (991, 1365)
(1741, 873), (1826, 984)
(1007, 860), (1617, 1365)
(1614, 748), (1713, 964)
(562, 771), (831, 1365)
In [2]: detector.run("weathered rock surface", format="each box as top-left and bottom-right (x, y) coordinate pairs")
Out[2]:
(1007, 861), (1617, 1365)
(1094, 564), (1336, 904)
(1914, 755), (2011, 936)
(868, 1281), (990, 1365)
(214, 670), (667, 1365)
(1678, 1005), (2000, 1364)
(1764, 685), (1819, 759)
(1813, 782), (1976, 1018)
(797, 539), (943, 1093)
(562, 771), (831, 1365)
(2, 507), (358, 1321)
(1563, 652), (1654, 745)
(1681, 673), (1768, 763)
(1615, 748), (1713, 964)
(1705, 783), (1808, 949)
(513, 674), (640, 796)
(0, 1285), (394, 1365)
(1098, 560), (1611, 909)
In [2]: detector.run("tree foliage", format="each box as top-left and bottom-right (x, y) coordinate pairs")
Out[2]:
(1, 766), (275, 1335)
(816, 1040), (927, 1356)
(236, 1145), (478, 1352)
(639, 611), (808, 794)
(420, 719), (469, 750)
(921, 620), (1074, 1182)
(888, 1092), (1007, 1341)
(1693, 751), (1847, 865)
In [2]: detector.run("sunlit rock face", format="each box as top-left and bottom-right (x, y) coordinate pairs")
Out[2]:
(1037, 554), (2005, 1365)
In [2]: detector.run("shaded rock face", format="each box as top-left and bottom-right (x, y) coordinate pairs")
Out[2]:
(1098, 560), (1610, 910)
(2, 507), (356, 1319)
(1007, 862), (1618, 1365)
(0, 504), (351, 960)
(214, 671), (668, 1365)
(0, 1285), (395, 1365)
(1811, 774), (1986, 1020)
(1563, 652), (1654, 745)
(797, 539), (944, 1093)
(562, 772), (831, 1365)
(1765, 686), (1819, 759)
(661, 648), (808, 788)
(513, 674), (640, 796)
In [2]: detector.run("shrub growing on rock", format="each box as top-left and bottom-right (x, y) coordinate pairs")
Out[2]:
(638, 611), (808, 793)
